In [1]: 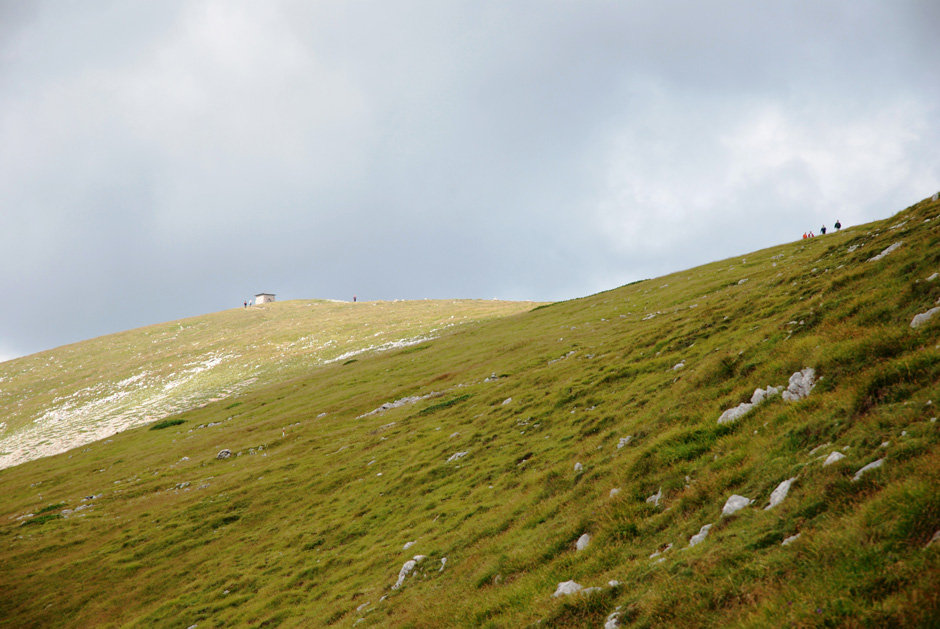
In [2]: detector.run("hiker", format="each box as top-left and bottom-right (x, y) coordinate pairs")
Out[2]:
(803, 232), (807, 239)
(821, 225), (827, 235)
(809, 231), (815, 238)
(244, 301), (247, 309)
(353, 295), (357, 302)
(835, 220), (842, 230)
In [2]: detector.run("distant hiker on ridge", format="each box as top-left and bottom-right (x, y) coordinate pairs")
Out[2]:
(821, 225), (827, 235)
(835, 220), (842, 230)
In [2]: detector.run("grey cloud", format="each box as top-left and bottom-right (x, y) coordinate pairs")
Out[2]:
(1, 0), (938, 359)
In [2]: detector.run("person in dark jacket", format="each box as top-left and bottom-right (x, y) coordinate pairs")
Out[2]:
(834, 220), (842, 230)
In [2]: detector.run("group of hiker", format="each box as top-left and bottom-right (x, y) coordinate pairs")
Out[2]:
(803, 219), (841, 239)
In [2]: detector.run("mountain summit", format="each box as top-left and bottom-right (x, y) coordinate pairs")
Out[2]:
(2, 194), (940, 627)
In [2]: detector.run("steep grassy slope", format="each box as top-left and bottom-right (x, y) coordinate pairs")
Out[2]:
(0, 299), (539, 470)
(2, 195), (940, 627)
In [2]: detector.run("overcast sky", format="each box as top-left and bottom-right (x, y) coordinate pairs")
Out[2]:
(2, 0), (939, 361)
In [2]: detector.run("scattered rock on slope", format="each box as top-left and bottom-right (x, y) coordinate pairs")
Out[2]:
(867, 241), (903, 262)
(687, 524), (712, 547)
(911, 306), (940, 329)
(782, 368), (815, 401)
(392, 555), (426, 590)
(552, 580), (584, 597)
(576, 533), (591, 551)
(722, 495), (754, 516)
(852, 458), (885, 481)
(765, 478), (796, 510)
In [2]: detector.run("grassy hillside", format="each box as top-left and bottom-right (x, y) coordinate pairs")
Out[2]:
(0, 299), (539, 470)
(2, 195), (940, 627)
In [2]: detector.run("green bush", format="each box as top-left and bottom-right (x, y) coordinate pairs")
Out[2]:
(150, 418), (186, 431)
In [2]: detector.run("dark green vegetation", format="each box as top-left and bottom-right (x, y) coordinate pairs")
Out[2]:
(150, 419), (186, 431)
(2, 195), (940, 627)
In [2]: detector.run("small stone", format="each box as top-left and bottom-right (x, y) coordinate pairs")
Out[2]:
(688, 524), (712, 547)
(446, 451), (469, 463)
(782, 368), (815, 402)
(782, 533), (802, 546)
(646, 487), (662, 507)
(576, 533), (591, 551)
(852, 458), (885, 481)
(722, 494), (754, 516)
(403, 541), (415, 550)
(765, 478), (796, 510)
(867, 241), (903, 262)
(823, 451), (846, 466)
(216, 449), (232, 460)
(911, 307), (940, 329)
(604, 610), (623, 629)
(617, 436), (632, 449)
(609, 488), (621, 498)
(502, 398), (512, 405)
(574, 462), (583, 473)
(552, 580), (584, 597)
(718, 402), (753, 425)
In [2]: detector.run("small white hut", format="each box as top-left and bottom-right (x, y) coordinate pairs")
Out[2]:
(255, 293), (276, 305)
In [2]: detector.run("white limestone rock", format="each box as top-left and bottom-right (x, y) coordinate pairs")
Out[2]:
(852, 458), (885, 481)
(574, 462), (583, 473)
(782, 368), (815, 402)
(823, 451), (846, 466)
(751, 385), (782, 405)
(392, 556), (426, 590)
(552, 580), (584, 597)
(617, 436), (632, 449)
(646, 487), (663, 507)
(718, 402), (754, 425)
(911, 307), (940, 329)
(576, 533), (591, 551)
(782, 533), (802, 546)
(688, 524), (712, 547)
(867, 241), (903, 262)
(446, 451), (469, 463)
(604, 609), (623, 629)
(765, 478), (796, 510)
(609, 488), (621, 498)
(722, 494), (754, 516)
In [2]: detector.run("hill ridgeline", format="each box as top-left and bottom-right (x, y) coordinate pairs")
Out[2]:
(1, 194), (940, 627)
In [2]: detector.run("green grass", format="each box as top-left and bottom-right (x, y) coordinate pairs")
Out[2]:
(0, 194), (939, 627)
